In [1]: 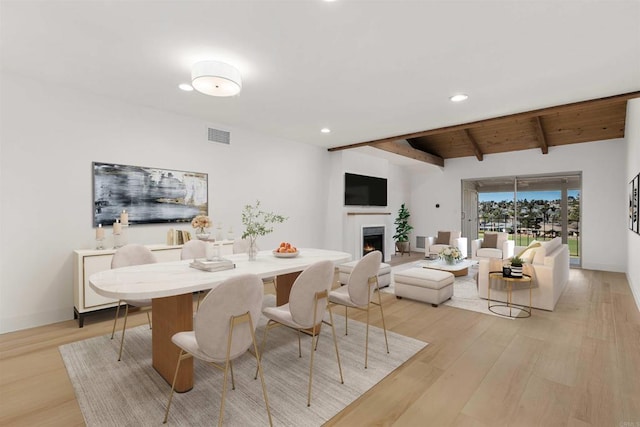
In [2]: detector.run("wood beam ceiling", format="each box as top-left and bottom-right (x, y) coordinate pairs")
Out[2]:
(327, 91), (640, 164)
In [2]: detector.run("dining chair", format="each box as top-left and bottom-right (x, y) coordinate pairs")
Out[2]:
(180, 239), (209, 310)
(328, 250), (389, 369)
(110, 244), (157, 361)
(180, 239), (208, 260)
(259, 260), (343, 407)
(163, 274), (272, 426)
(233, 238), (277, 291)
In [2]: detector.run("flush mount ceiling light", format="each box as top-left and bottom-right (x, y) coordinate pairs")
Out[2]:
(178, 83), (193, 91)
(449, 93), (469, 102)
(191, 60), (242, 97)
(321, 127), (331, 133)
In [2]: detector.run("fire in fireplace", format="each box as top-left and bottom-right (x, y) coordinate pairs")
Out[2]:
(362, 226), (384, 259)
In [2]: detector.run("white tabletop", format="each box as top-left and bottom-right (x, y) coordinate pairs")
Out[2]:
(89, 248), (352, 300)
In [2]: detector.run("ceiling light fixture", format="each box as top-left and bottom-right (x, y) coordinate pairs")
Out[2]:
(449, 93), (469, 102)
(178, 83), (193, 91)
(321, 128), (331, 133)
(191, 60), (242, 97)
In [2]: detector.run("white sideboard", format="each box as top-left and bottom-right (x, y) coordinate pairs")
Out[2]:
(73, 241), (234, 327)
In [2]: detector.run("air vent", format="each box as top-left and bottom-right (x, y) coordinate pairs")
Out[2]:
(207, 127), (230, 145)
(416, 236), (426, 249)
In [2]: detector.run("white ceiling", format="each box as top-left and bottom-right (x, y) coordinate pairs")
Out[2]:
(2, 1), (639, 153)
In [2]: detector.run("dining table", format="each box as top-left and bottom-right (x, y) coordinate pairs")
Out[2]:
(89, 248), (351, 392)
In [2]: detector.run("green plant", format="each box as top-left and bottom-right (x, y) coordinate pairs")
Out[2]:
(393, 203), (413, 242)
(241, 200), (287, 239)
(510, 255), (524, 267)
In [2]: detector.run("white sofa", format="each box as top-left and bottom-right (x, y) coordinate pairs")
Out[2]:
(426, 230), (468, 259)
(477, 237), (570, 311)
(471, 232), (514, 260)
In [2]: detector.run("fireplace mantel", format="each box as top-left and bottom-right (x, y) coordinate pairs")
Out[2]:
(347, 212), (391, 216)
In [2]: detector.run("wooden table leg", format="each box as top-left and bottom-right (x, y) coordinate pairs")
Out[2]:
(152, 294), (194, 392)
(275, 271), (301, 306)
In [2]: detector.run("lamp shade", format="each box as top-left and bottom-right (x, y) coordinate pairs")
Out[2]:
(191, 60), (242, 97)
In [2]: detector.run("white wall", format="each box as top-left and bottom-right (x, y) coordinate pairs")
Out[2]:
(626, 98), (640, 310)
(0, 72), (332, 333)
(409, 139), (628, 273)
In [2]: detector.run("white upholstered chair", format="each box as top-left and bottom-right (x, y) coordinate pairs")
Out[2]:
(110, 244), (157, 361)
(233, 238), (277, 290)
(471, 231), (514, 260)
(180, 239), (208, 260)
(163, 274), (272, 426)
(260, 260), (343, 407)
(328, 250), (389, 369)
(426, 230), (468, 259)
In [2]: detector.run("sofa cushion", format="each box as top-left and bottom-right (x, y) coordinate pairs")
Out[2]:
(482, 233), (498, 248)
(476, 247), (503, 259)
(436, 231), (450, 245)
(533, 237), (562, 265)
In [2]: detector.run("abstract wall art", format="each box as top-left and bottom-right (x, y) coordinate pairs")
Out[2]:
(93, 162), (208, 226)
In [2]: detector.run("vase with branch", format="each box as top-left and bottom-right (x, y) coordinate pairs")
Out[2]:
(241, 200), (287, 261)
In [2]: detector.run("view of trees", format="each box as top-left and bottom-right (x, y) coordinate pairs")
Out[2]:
(478, 193), (580, 256)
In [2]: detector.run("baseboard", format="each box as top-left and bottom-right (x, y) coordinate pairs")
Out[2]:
(627, 272), (640, 312)
(0, 307), (71, 334)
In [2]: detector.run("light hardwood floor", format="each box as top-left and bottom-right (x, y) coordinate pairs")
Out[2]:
(1, 267), (639, 426)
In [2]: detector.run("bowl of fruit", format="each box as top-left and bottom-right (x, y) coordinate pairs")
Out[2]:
(273, 242), (299, 258)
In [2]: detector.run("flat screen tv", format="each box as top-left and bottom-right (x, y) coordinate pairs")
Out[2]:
(344, 173), (388, 206)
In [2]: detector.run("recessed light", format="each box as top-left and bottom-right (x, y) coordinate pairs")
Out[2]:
(449, 93), (468, 102)
(321, 128), (331, 133)
(178, 83), (194, 91)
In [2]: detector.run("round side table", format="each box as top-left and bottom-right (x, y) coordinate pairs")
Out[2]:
(487, 272), (533, 318)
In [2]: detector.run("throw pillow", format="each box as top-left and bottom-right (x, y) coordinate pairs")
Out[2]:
(517, 240), (542, 263)
(482, 233), (498, 248)
(435, 231), (450, 245)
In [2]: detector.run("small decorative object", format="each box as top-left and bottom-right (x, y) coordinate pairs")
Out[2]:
(393, 203), (414, 255)
(439, 246), (463, 265)
(241, 200), (287, 261)
(502, 266), (511, 277)
(205, 242), (222, 261)
(95, 224), (105, 249)
(227, 226), (234, 241)
(191, 214), (212, 239)
(113, 219), (123, 248)
(120, 209), (129, 226)
(215, 223), (224, 241)
(509, 255), (524, 277)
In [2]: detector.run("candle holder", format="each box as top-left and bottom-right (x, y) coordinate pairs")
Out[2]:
(96, 237), (105, 250)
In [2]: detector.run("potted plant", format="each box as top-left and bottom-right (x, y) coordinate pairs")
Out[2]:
(509, 255), (524, 277)
(241, 200), (287, 260)
(393, 203), (414, 255)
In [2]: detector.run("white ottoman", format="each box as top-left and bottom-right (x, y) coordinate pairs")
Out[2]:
(394, 267), (454, 307)
(338, 261), (391, 288)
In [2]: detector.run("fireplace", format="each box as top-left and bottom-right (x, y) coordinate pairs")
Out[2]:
(362, 226), (384, 259)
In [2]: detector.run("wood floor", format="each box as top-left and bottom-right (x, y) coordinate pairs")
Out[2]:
(1, 267), (639, 426)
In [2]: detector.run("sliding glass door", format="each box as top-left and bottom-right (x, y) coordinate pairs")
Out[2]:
(463, 173), (581, 266)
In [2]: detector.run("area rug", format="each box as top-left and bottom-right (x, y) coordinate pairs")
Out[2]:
(384, 264), (521, 318)
(59, 311), (426, 426)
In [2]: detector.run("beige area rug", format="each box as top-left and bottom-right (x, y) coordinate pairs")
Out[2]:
(384, 263), (522, 319)
(59, 303), (427, 426)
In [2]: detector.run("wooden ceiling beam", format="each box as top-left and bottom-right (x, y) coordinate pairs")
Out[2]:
(533, 116), (549, 154)
(462, 129), (484, 161)
(372, 140), (444, 167)
(327, 91), (640, 152)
